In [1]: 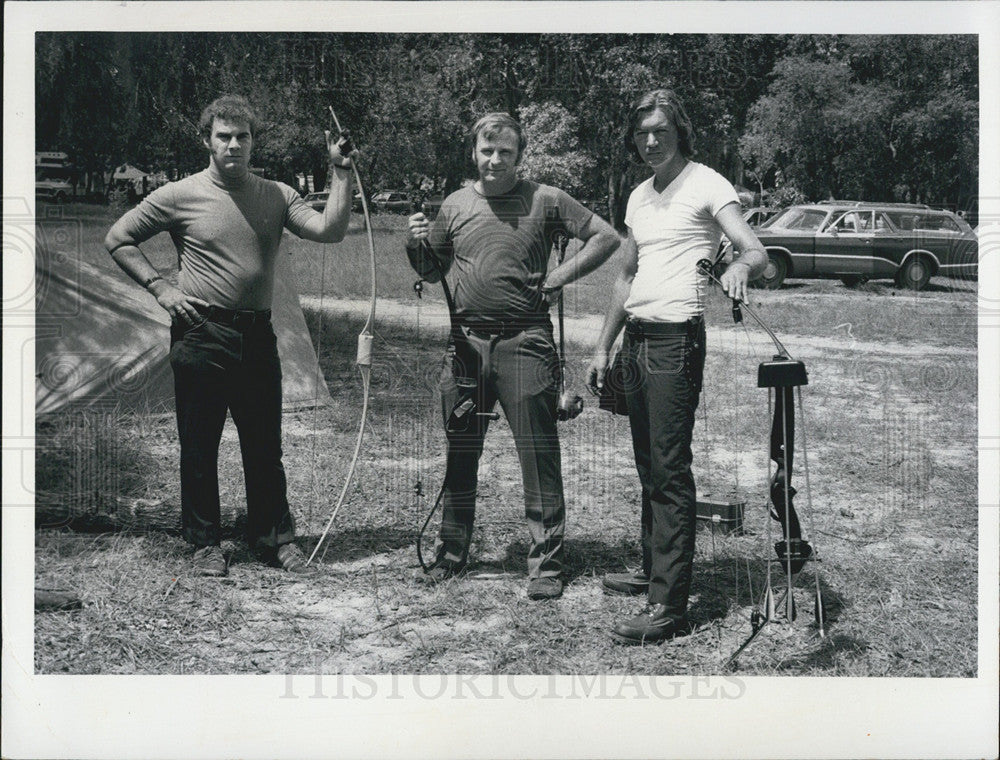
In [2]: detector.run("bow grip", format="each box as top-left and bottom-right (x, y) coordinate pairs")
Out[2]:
(337, 129), (356, 157)
(356, 332), (373, 367)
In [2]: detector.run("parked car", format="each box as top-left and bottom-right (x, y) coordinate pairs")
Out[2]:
(305, 190), (365, 213)
(718, 206), (780, 257)
(420, 194), (445, 218)
(36, 152), (75, 203)
(371, 190), (411, 214)
(749, 201), (978, 290)
(35, 174), (74, 203)
(304, 191), (329, 211)
(743, 206), (780, 228)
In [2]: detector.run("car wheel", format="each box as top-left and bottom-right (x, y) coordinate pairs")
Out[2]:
(839, 275), (868, 288)
(895, 256), (932, 291)
(752, 251), (787, 290)
(54, 192), (68, 204)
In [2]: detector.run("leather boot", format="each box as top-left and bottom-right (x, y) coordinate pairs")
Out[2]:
(612, 604), (690, 644)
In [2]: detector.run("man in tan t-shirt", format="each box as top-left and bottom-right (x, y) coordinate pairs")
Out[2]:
(105, 95), (356, 577)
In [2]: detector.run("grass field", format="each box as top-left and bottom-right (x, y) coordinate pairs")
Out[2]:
(33, 202), (979, 675)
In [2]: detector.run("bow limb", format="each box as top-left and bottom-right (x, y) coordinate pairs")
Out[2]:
(308, 106), (377, 566)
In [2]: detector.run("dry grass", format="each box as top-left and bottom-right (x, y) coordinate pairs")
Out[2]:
(34, 202), (979, 676)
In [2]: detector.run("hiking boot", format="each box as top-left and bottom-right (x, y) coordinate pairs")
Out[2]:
(416, 560), (466, 584)
(276, 543), (314, 574)
(611, 604), (691, 645)
(527, 576), (564, 600)
(192, 545), (227, 577)
(602, 571), (649, 596)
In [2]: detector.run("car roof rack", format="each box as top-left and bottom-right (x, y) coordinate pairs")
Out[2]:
(855, 201), (932, 209)
(815, 200), (931, 209)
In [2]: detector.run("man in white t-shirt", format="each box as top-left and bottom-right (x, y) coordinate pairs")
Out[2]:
(586, 89), (767, 644)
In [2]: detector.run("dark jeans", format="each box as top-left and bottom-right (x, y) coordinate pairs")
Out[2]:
(623, 318), (706, 614)
(436, 325), (565, 579)
(169, 317), (294, 551)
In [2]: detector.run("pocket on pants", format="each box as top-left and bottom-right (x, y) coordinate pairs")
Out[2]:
(643, 335), (688, 375)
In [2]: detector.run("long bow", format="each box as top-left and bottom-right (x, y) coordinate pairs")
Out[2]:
(307, 106), (377, 566)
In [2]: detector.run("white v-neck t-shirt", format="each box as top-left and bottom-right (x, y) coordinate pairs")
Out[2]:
(624, 162), (739, 322)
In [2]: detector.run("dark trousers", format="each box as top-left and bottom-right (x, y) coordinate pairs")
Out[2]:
(169, 317), (295, 551)
(623, 318), (706, 614)
(436, 325), (565, 579)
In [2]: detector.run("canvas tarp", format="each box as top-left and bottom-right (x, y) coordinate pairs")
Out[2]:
(35, 251), (332, 415)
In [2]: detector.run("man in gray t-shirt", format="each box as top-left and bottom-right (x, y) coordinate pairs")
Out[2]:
(406, 112), (620, 599)
(105, 95), (356, 576)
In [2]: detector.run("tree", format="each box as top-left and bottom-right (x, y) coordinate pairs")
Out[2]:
(739, 56), (852, 202)
(740, 36), (978, 210)
(517, 102), (595, 196)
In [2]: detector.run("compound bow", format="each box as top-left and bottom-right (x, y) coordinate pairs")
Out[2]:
(696, 254), (826, 668)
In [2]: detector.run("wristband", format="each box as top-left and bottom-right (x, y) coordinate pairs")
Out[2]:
(143, 275), (163, 289)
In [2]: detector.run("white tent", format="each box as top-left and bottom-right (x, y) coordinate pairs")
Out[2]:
(112, 164), (148, 181)
(35, 250), (331, 415)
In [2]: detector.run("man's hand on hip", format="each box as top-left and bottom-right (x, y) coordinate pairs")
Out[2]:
(150, 281), (210, 326)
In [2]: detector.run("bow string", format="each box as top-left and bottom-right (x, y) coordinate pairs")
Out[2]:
(308, 106), (377, 566)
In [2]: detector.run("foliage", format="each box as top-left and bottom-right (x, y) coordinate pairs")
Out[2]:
(738, 36), (978, 210)
(518, 101), (596, 195)
(36, 33), (978, 215)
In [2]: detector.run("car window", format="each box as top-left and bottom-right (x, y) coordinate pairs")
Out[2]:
(884, 211), (917, 231)
(768, 208), (829, 231)
(915, 213), (960, 233)
(829, 211), (873, 233)
(873, 212), (893, 232)
(831, 212), (857, 232)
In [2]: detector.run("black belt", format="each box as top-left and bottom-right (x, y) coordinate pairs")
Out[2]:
(625, 316), (703, 339)
(465, 322), (546, 340)
(204, 306), (271, 329)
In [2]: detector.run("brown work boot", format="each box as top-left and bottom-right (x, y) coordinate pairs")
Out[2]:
(192, 545), (227, 577)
